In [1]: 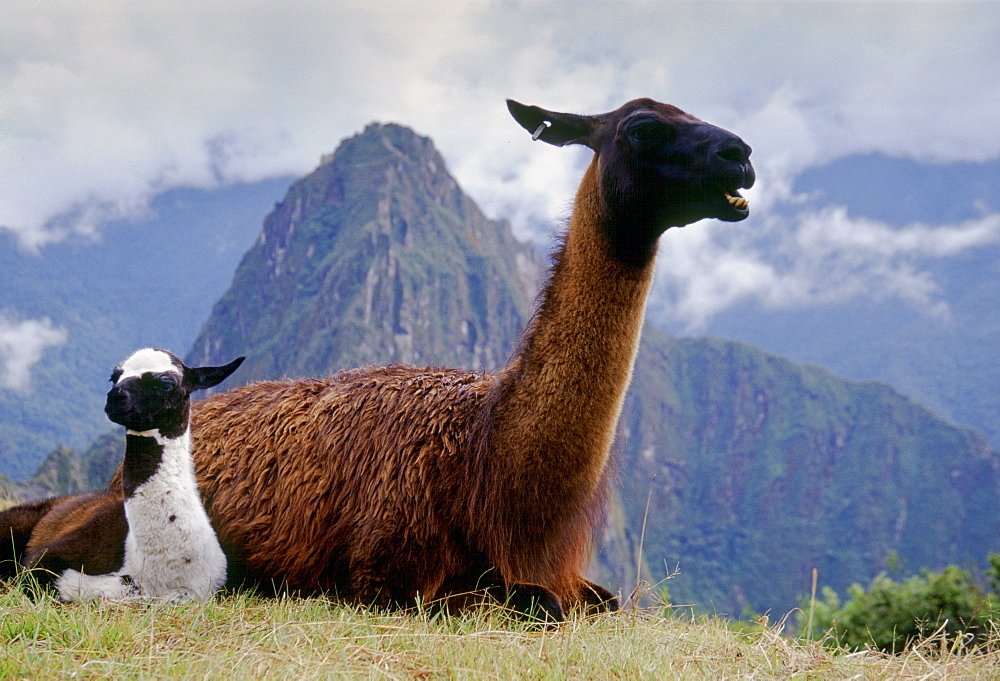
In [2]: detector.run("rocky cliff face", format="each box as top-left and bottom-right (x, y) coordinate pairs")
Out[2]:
(608, 331), (1000, 615)
(188, 123), (544, 380)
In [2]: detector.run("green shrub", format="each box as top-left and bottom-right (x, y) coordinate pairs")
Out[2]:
(799, 558), (999, 653)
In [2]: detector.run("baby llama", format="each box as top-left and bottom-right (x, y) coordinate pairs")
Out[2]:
(29, 348), (243, 603)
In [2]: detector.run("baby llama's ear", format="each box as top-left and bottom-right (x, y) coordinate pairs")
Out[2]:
(183, 356), (246, 392)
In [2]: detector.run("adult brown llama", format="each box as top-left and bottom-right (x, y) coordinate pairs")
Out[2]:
(1, 99), (753, 620)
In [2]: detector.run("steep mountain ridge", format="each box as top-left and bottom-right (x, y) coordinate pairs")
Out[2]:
(611, 331), (999, 614)
(187, 123), (544, 379)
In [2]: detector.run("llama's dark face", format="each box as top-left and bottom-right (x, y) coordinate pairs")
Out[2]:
(106, 348), (245, 439)
(598, 99), (755, 229)
(106, 349), (190, 439)
(507, 98), (755, 255)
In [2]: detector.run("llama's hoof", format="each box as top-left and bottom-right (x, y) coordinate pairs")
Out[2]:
(579, 579), (620, 614)
(119, 574), (142, 599)
(506, 582), (564, 624)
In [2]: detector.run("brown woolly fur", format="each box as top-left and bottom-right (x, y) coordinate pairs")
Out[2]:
(189, 365), (614, 615)
(191, 367), (493, 601)
(4, 99), (753, 621)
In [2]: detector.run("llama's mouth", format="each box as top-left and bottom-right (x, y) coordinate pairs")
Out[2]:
(724, 190), (749, 211)
(713, 188), (750, 221)
(712, 157), (755, 222)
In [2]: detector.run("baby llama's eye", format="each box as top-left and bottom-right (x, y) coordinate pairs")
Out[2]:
(145, 374), (177, 392)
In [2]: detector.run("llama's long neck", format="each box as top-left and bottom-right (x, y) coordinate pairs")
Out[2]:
(118, 420), (225, 602)
(478, 159), (656, 586)
(122, 428), (198, 500)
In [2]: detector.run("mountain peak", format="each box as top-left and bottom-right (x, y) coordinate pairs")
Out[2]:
(316, 121), (465, 217)
(188, 123), (545, 381)
(319, 122), (439, 169)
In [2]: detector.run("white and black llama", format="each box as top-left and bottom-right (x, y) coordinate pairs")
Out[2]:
(30, 348), (243, 603)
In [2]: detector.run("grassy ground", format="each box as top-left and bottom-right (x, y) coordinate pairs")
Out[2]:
(2, 577), (999, 680)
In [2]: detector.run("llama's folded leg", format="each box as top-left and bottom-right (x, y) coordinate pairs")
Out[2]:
(504, 582), (564, 623)
(577, 578), (619, 614)
(55, 569), (139, 602)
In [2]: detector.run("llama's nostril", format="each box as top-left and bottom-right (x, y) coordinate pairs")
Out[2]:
(717, 144), (749, 164)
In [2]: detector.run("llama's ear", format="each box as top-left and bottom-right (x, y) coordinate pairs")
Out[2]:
(507, 100), (598, 150)
(184, 356), (245, 392)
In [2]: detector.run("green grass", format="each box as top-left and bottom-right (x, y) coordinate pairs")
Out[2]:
(3, 576), (999, 680)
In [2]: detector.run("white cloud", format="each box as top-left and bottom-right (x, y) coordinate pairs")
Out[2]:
(1, 1), (999, 331)
(793, 209), (1000, 260)
(2, 1), (999, 252)
(0, 1), (482, 250)
(650, 209), (1000, 331)
(0, 315), (69, 391)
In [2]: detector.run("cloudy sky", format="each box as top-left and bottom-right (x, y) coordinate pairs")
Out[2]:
(2, 0), (1000, 384)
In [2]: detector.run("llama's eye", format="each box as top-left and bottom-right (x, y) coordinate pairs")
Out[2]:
(630, 125), (657, 142)
(628, 119), (675, 146)
(145, 374), (177, 391)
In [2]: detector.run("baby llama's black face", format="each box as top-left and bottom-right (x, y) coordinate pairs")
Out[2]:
(105, 348), (190, 437)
